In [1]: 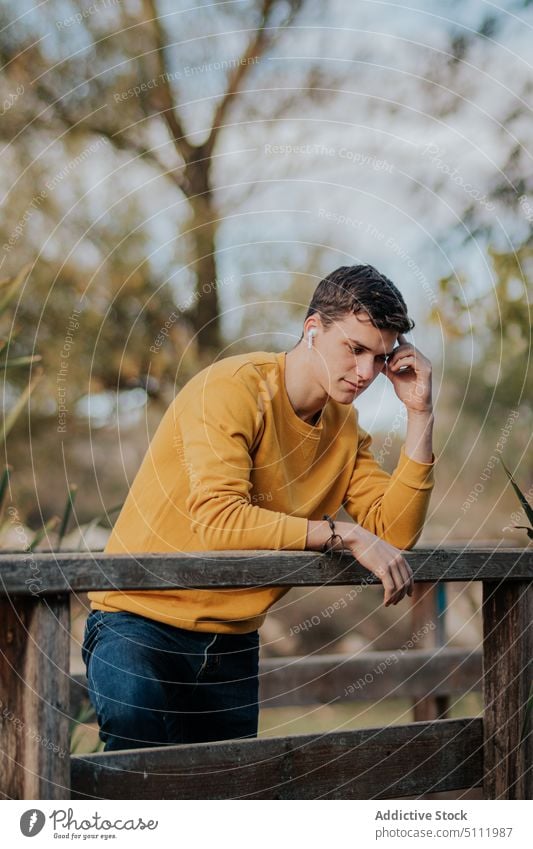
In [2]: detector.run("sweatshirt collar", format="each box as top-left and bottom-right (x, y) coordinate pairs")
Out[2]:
(276, 351), (324, 438)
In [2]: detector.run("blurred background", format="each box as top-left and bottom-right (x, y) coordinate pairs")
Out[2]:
(0, 0), (531, 754)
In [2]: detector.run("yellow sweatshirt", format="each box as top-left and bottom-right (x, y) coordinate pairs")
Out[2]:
(89, 350), (435, 633)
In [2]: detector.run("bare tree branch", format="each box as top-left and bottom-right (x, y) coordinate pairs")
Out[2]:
(204, 0), (303, 158)
(99, 129), (188, 193)
(204, 0), (274, 158)
(34, 80), (188, 194)
(143, 0), (194, 163)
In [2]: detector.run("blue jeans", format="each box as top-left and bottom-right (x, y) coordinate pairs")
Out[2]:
(81, 610), (260, 751)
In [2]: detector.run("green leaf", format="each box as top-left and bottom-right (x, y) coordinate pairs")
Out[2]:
(0, 466), (11, 514)
(0, 263), (32, 315)
(0, 354), (42, 370)
(57, 484), (78, 551)
(501, 459), (533, 529)
(26, 516), (59, 552)
(0, 370), (43, 446)
(75, 502), (124, 551)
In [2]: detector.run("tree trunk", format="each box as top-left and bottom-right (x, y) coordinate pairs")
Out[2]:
(185, 151), (222, 354)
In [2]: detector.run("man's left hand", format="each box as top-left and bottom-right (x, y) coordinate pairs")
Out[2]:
(384, 334), (433, 413)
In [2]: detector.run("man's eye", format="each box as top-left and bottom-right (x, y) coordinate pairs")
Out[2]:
(349, 347), (387, 363)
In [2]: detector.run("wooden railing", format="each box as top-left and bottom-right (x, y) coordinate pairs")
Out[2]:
(0, 547), (531, 800)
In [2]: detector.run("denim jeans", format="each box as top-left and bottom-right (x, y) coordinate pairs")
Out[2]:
(81, 610), (260, 752)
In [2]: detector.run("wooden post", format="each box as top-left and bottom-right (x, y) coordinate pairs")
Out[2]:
(411, 583), (449, 721)
(482, 580), (533, 799)
(0, 593), (70, 800)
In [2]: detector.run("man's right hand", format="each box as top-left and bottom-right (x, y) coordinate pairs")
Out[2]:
(343, 522), (414, 606)
(305, 518), (414, 606)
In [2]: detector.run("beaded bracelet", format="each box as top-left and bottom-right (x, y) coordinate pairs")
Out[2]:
(321, 513), (346, 555)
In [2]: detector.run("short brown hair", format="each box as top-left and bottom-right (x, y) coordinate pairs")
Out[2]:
(302, 264), (414, 335)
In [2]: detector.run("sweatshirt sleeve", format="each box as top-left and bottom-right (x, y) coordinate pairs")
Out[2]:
(342, 424), (435, 550)
(177, 371), (309, 551)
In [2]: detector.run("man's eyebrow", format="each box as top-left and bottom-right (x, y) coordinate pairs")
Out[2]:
(347, 338), (396, 356)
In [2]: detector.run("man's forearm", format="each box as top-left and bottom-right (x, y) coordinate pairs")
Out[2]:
(404, 409), (434, 463)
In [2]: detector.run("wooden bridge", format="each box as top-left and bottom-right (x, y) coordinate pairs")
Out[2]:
(0, 547), (531, 800)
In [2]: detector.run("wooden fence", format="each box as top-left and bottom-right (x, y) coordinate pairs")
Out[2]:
(0, 547), (531, 800)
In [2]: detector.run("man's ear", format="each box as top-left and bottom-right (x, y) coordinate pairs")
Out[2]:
(304, 313), (324, 334)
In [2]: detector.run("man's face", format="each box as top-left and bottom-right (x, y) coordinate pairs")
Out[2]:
(309, 310), (399, 402)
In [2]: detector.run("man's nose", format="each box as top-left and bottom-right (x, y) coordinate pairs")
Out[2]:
(355, 357), (375, 381)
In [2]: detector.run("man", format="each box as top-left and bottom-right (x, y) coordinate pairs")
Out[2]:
(82, 264), (435, 751)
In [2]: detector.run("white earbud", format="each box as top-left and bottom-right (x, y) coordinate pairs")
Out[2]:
(307, 327), (317, 349)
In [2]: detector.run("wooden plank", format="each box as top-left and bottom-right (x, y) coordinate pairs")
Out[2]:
(70, 717), (483, 800)
(260, 648), (482, 707)
(482, 580), (533, 800)
(0, 548), (531, 595)
(0, 594), (70, 800)
(69, 648), (482, 718)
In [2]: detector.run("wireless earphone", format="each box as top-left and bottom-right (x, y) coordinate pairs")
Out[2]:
(307, 327), (317, 349)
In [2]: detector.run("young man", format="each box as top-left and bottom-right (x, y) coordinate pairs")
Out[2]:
(82, 264), (435, 751)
